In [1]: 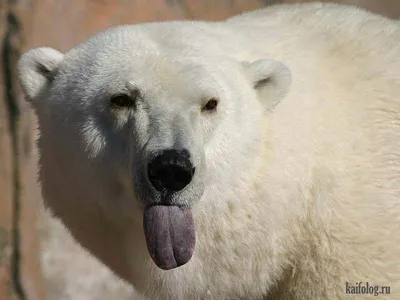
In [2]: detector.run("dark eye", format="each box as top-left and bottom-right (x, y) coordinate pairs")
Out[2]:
(110, 94), (135, 108)
(202, 98), (218, 112)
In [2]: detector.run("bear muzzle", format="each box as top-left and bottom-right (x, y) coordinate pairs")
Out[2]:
(143, 149), (197, 270)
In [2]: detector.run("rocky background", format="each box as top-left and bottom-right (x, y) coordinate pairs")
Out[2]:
(0, 0), (399, 299)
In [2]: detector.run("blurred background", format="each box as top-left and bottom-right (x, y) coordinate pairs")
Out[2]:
(0, 0), (399, 299)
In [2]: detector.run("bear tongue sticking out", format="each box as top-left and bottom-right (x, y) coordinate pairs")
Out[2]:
(143, 205), (196, 270)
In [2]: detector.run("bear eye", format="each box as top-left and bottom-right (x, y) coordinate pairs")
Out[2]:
(202, 98), (218, 112)
(110, 94), (135, 108)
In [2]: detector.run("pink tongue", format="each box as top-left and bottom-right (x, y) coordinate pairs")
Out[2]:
(143, 205), (196, 270)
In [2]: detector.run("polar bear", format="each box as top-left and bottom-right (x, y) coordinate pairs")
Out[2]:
(17, 2), (400, 300)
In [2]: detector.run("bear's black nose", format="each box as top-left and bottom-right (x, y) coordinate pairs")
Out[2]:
(147, 149), (195, 193)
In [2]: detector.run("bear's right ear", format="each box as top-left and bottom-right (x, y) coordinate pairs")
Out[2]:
(18, 47), (64, 104)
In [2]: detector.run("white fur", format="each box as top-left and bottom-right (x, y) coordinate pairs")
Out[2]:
(18, 3), (400, 300)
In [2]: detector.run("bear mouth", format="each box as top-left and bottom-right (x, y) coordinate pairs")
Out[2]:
(143, 205), (196, 270)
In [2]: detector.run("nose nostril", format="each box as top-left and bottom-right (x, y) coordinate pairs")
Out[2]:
(166, 166), (192, 191)
(147, 150), (195, 193)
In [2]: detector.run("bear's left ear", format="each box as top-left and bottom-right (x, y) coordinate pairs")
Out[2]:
(18, 47), (64, 105)
(243, 58), (292, 110)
